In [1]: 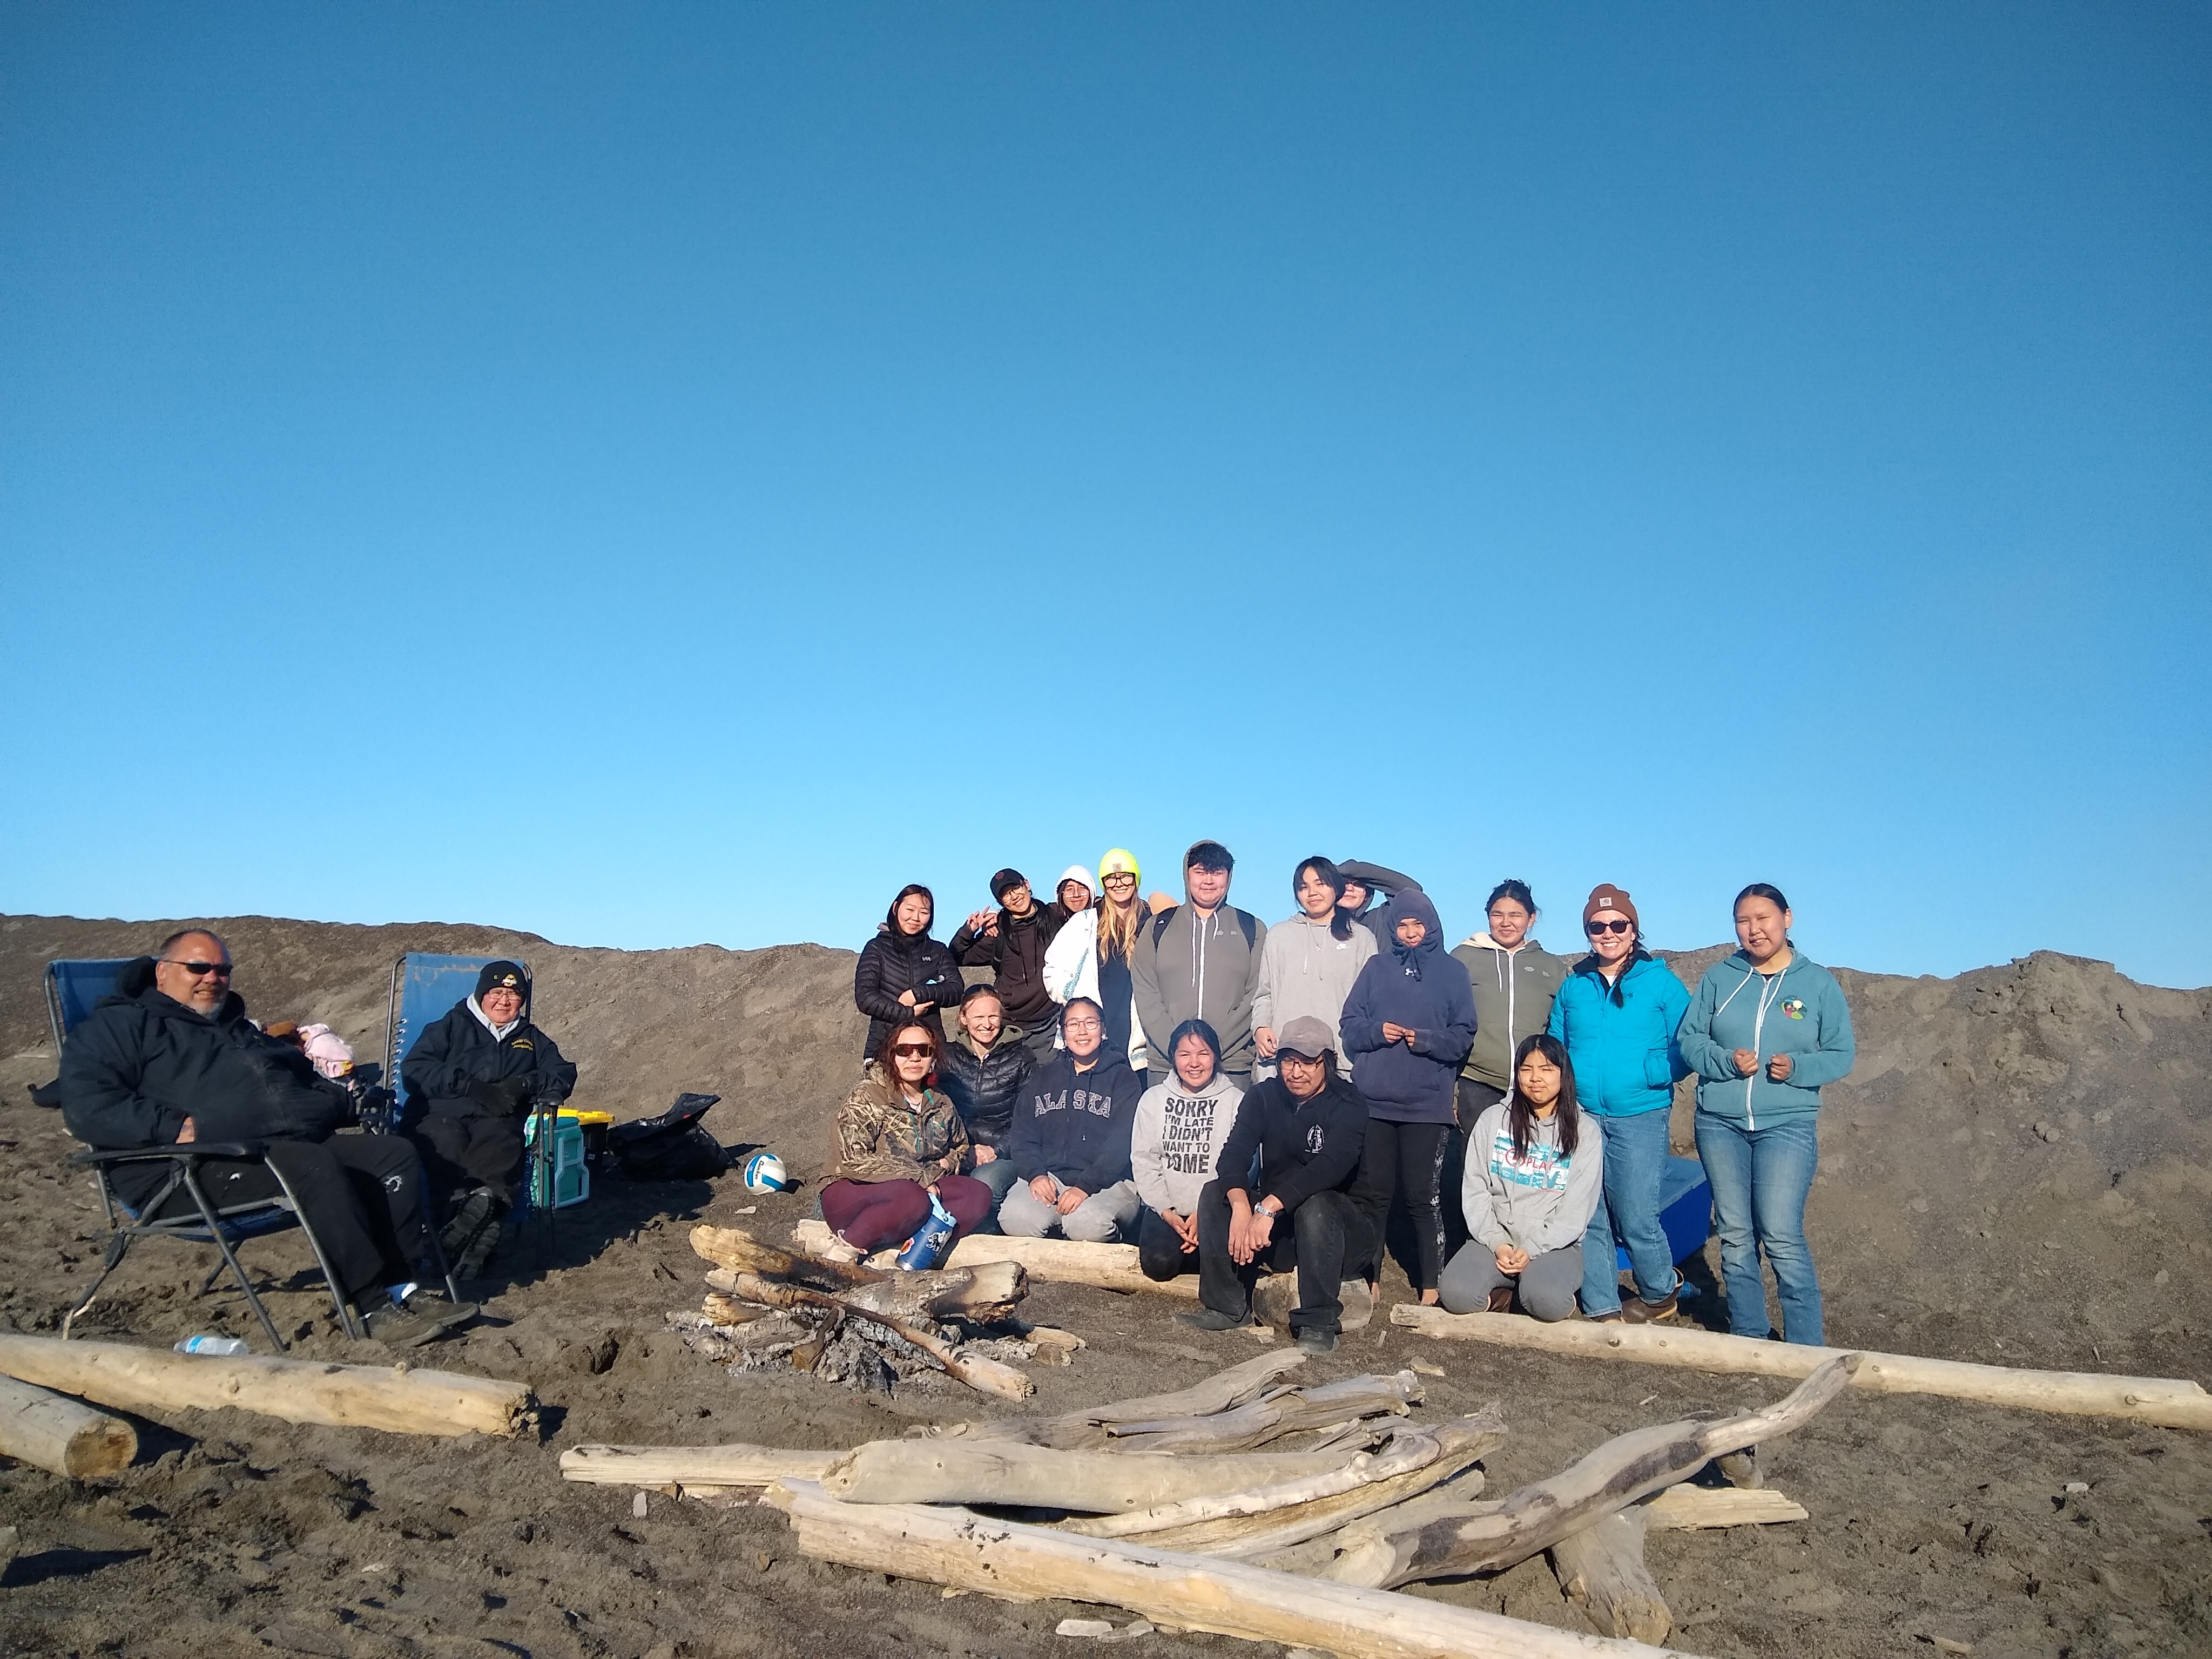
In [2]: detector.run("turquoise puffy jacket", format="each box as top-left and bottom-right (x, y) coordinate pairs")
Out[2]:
(1545, 952), (1690, 1118)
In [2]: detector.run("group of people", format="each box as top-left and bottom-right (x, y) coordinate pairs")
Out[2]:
(58, 930), (578, 1347)
(828, 844), (1856, 1354)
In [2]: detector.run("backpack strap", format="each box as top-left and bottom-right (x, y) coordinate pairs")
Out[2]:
(1149, 905), (1179, 947)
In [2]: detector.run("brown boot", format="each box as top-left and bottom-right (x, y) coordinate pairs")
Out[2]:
(1622, 1289), (1680, 1324)
(1486, 1285), (1516, 1314)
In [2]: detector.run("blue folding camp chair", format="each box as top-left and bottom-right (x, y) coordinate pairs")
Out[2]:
(45, 959), (132, 1054)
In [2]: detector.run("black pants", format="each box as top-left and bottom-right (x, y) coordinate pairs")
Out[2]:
(1137, 1206), (1201, 1281)
(1195, 1179), (1377, 1337)
(150, 1135), (431, 1301)
(412, 1104), (528, 1207)
(1350, 1118), (1453, 1293)
(1455, 1077), (1506, 1130)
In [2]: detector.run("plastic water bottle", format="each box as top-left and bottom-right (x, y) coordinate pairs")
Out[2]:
(896, 1193), (957, 1271)
(173, 1334), (249, 1356)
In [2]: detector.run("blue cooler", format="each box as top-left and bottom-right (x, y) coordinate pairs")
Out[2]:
(1616, 1155), (1712, 1273)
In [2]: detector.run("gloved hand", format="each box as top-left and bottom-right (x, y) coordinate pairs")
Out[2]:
(468, 1075), (535, 1115)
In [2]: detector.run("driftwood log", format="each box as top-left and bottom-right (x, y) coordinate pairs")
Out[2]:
(559, 1442), (839, 1487)
(703, 1262), (1026, 1326)
(822, 1437), (1358, 1512)
(1551, 1509), (1670, 1644)
(1389, 1304), (2212, 1432)
(950, 1350), (1309, 1448)
(766, 1478), (1694, 1658)
(0, 1372), (138, 1476)
(725, 1276), (1031, 1399)
(1641, 1483), (1806, 1528)
(800, 1219), (1201, 1301)
(0, 1334), (536, 1438)
(1104, 1371), (1422, 1453)
(1327, 1354), (1856, 1588)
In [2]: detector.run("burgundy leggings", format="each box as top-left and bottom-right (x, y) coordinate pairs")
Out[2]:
(820, 1174), (994, 1253)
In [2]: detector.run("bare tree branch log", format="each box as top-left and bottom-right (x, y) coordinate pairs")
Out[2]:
(821, 1438), (1360, 1512)
(559, 1443), (839, 1487)
(695, 1223), (887, 1287)
(1640, 1484), (1806, 1529)
(727, 1276), (1031, 1400)
(1326, 1354), (1857, 1588)
(704, 1260), (1027, 1326)
(0, 1373), (137, 1476)
(1102, 1372), (1423, 1454)
(1550, 1509), (1670, 1644)
(949, 1350), (1309, 1448)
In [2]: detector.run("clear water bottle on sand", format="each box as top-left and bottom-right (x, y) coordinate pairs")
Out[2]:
(173, 1334), (249, 1356)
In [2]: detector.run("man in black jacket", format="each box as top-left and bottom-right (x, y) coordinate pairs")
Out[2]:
(60, 930), (475, 1347)
(952, 869), (1071, 1063)
(401, 960), (577, 1271)
(1178, 1015), (1374, 1353)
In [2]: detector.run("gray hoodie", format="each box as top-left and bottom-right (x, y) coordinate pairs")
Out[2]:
(1133, 905), (1268, 1076)
(1129, 1074), (1245, 1215)
(1461, 1100), (1603, 1256)
(1251, 911), (1377, 1073)
(1450, 933), (1569, 1092)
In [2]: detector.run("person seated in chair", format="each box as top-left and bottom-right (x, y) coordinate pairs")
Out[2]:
(401, 960), (578, 1277)
(60, 929), (476, 1347)
(1177, 1015), (1373, 1354)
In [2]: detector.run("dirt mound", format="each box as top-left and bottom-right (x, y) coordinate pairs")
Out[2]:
(1, 912), (2207, 1658)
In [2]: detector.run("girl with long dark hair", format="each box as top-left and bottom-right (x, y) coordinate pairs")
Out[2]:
(1252, 855), (1377, 1078)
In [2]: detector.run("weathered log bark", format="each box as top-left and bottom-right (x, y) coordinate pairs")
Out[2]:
(765, 1478), (1696, 1658)
(0, 1373), (137, 1476)
(1104, 1371), (1422, 1453)
(1066, 1428), (1449, 1538)
(704, 1260), (1027, 1325)
(559, 1442), (839, 1487)
(1255, 1272), (1374, 1333)
(1326, 1354), (1855, 1588)
(822, 1438), (1359, 1512)
(787, 1218), (1197, 1297)
(1639, 1483), (1806, 1529)
(694, 1223), (886, 1287)
(952, 1350), (1309, 1448)
(726, 1276), (1031, 1399)
(700, 1292), (767, 1326)
(1550, 1509), (1670, 1644)
(0, 1334), (535, 1438)
(1388, 1304), (2212, 1432)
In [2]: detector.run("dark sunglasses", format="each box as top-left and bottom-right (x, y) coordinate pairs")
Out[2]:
(891, 1042), (934, 1059)
(163, 959), (233, 977)
(1584, 919), (1634, 936)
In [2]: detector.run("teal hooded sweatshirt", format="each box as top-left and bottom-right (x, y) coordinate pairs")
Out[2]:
(1678, 950), (1855, 1129)
(1545, 952), (1690, 1118)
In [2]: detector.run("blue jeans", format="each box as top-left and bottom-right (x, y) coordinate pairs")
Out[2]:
(966, 1152), (1020, 1234)
(1579, 1108), (1679, 1316)
(1694, 1110), (1822, 1344)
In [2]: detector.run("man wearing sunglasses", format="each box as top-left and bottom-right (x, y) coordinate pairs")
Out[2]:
(60, 929), (476, 1347)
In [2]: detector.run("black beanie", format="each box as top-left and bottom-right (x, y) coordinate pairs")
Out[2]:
(476, 960), (528, 1001)
(989, 868), (1028, 903)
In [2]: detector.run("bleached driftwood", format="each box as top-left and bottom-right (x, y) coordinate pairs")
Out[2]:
(1550, 1509), (1670, 1644)
(0, 1372), (137, 1476)
(952, 1350), (1308, 1448)
(1326, 1354), (1855, 1588)
(1641, 1483), (1806, 1529)
(1104, 1371), (1422, 1454)
(766, 1478), (1695, 1658)
(559, 1442), (839, 1487)
(696, 1225), (1028, 1324)
(788, 1218), (1191, 1297)
(1256, 1272), (1374, 1332)
(696, 1223), (888, 1287)
(725, 1275), (1031, 1400)
(1389, 1304), (2212, 1432)
(0, 1334), (535, 1438)
(821, 1438), (1358, 1512)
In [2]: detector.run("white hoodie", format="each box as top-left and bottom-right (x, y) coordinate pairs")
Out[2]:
(1042, 878), (1150, 1073)
(1130, 1073), (1244, 1215)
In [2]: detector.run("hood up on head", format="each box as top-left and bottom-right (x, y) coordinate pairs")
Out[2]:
(1382, 890), (1446, 971)
(1057, 864), (1096, 904)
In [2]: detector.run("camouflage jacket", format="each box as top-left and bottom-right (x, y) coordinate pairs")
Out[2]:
(834, 1064), (969, 1185)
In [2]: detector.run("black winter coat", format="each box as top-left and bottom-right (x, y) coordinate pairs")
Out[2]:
(1214, 1072), (1369, 1215)
(401, 999), (578, 1120)
(60, 961), (350, 1203)
(936, 1028), (1035, 1147)
(950, 903), (1068, 1030)
(853, 929), (965, 1058)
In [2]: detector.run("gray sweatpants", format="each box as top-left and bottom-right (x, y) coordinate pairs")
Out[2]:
(997, 1177), (1141, 1243)
(1438, 1240), (1583, 1321)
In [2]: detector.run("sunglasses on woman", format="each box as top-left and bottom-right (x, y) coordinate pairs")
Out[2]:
(892, 1042), (934, 1059)
(1584, 918), (1633, 936)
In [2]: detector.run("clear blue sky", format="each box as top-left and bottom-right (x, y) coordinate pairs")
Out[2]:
(3, 5), (2206, 988)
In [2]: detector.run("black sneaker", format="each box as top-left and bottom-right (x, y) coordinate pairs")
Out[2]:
(1295, 1326), (1338, 1355)
(1174, 1307), (1251, 1332)
(365, 1291), (480, 1348)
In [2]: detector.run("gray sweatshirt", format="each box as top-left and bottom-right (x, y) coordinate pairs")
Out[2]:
(1451, 933), (1569, 1092)
(1461, 1101), (1603, 1256)
(1129, 1074), (1245, 1216)
(1251, 912), (1377, 1073)
(1133, 905), (1268, 1076)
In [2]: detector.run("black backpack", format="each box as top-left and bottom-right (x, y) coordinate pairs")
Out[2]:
(1148, 905), (1260, 951)
(609, 1092), (729, 1181)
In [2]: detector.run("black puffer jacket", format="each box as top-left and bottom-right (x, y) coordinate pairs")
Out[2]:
(936, 1026), (1035, 1148)
(401, 997), (578, 1120)
(950, 904), (1068, 1032)
(60, 959), (349, 1202)
(853, 929), (965, 1058)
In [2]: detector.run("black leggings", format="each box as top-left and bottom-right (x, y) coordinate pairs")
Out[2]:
(1350, 1118), (1452, 1293)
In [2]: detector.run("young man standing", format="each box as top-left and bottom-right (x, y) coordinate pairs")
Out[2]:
(953, 869), (1070, 1063)
(1134, 840), (1268, 1087)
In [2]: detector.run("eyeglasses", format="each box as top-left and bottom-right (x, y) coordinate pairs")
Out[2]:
(162, 960), (233, 977)
(1584, 919), (1633, 936)
(891, 1043), (934, 1059)
(1102, 873), (1137, 887)
(1278, 1051), (1323, 1066)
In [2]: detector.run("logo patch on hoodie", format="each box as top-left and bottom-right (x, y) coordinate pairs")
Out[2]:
(1782, 1000), (1805, 1020)
(1306, 1125), (1325, 1154)
(511, 1037), (534, 1049)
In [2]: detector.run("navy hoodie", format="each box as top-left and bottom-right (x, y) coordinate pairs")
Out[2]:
(1002, 1048), (1142, 1194)
(1338, 891), (1477, 1125)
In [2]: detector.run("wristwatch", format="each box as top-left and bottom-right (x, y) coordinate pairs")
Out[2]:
(1257, 1196), (1282, 1217)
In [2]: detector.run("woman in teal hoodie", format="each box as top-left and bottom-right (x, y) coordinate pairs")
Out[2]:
(1545, 884), (1690, 1322)
(1677, 884), (1854, 1345)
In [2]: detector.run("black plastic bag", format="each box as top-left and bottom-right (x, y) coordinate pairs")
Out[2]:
(609, 1092), (727, 1181)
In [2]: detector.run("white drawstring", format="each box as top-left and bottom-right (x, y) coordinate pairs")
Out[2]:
(1743, 966), (1789, 1130)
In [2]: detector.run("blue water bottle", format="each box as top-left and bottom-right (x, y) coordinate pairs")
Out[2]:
(896, 1192), (957, 1271)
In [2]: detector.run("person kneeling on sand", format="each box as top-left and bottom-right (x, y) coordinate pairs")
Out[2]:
(1177, 1015), (1374, 1355)
(996, 997), (1143, 1243)
(62, 930), (476, 1347)
(936, 984), (1034, 1226)
(402, 960), (578, 1278)
(1439, 1034), (1602, 1320)
(1130, 1020), (1244, 1282)
(820, 1022), (994, 1264)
